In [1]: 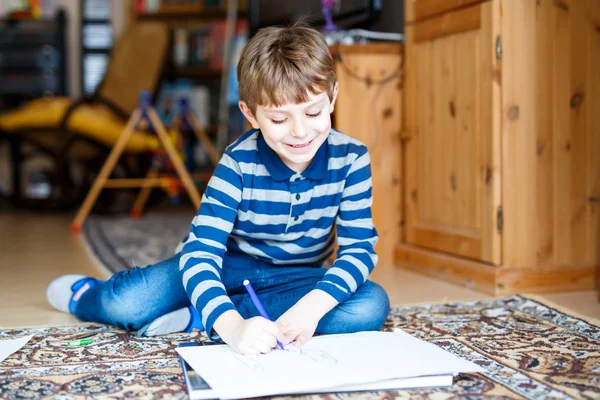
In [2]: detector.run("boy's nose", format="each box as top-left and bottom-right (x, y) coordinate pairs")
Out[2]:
(291, 120), (309, 138)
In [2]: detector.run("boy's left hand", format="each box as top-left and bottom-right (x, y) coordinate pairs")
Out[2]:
(276, 289), (338, 347)
(276, 305), (319, 347)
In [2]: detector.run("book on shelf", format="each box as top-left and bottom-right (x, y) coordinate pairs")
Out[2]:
(169, 19), (247, 71)
(188, 26), (211, 66)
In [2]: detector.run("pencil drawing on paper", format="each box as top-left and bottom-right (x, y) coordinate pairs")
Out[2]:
(289, 347), (337, 364)
(233, 353), (265, 372)
(233, 346), (338, 372)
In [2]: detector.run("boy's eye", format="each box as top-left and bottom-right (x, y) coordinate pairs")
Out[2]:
(270, 118), (287, 124)
(307, 111), (322, 118)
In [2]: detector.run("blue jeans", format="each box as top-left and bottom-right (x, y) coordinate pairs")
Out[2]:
(75, 252), (390, 337)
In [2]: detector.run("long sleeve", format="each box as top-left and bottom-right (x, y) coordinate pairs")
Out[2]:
(179, 152), (243, 335)
(315, 148), (378, 302)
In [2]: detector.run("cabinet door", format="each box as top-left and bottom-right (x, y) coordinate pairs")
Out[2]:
(404, 1), (502, 264)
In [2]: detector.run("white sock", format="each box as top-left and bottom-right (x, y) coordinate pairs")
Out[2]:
(46, 274), (88, 313)
(143, 307), (191, 336)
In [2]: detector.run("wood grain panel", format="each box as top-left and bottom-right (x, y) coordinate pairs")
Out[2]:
(546, 0), (599, 266)
(535, 0), (555, 265)
(404, 4), (500, 264)
(396, 243), (497, 294)
(590, 0), (600, 268)
(414, 3), (481, 43)
(413, 226), (482, 259)
(501, 0), (539, 266)
(480, 0), (502, 264)
(432, 35), (455, 227)
(399, 0), (598, 291)
(404, 27), (426, 243)
(405, 0), (484, 23)
(454, 31), (479, 230)
(570, 0), (591, 264)
(396, 244), (596, 295)
(404, 24), (419, 245)
(331, 43), (403, 55)
(498, 263), (596, 294)
(333, 44), (403, 266)
(552, 1), (572, 264)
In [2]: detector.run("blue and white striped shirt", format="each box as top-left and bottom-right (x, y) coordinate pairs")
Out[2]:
(179, 128), (378, 335)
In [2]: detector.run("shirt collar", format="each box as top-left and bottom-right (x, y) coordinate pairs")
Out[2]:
(257, 131), (329, 182)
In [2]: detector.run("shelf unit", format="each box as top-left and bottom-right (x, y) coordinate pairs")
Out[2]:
(128, 0), (248, 163)
(136, 9), (247, 21)
(0, 11), (67, 111)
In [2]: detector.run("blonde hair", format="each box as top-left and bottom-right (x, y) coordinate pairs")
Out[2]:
(237, 24), (337, 115)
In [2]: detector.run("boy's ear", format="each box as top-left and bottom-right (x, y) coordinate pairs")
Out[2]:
(329, 82), (340, 113)
(239, 101), (260, 129)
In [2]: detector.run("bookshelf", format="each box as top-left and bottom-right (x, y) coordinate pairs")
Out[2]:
(0, 10), (67, 111)
(129, 0), (248, 167)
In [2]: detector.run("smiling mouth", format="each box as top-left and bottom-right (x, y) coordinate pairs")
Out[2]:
(286, 139), (314, 149)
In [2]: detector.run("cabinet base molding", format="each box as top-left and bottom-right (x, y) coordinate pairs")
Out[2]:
(395, 244), (597, 296)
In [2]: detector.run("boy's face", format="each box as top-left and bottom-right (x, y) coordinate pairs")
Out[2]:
(239, 83), (339, 173)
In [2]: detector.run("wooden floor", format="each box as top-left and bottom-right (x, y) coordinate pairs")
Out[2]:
(1, 206), (598, 329)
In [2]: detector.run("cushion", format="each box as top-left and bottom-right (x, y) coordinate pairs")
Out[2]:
(0, 98), (165, 153)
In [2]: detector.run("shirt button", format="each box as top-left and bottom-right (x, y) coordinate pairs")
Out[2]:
(296, 194), (300, 200)
(294, 216), (299, 221)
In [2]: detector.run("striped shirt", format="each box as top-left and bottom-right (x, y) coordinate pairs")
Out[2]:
(179, 128), (378, 335)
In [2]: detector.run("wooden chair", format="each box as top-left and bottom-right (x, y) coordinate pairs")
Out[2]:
(0, 22), (170, 209)
(71, 91), (202, 231)
(129, 97), (220, 217)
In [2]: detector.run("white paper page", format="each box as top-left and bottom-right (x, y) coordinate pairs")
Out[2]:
(187, 374), (453, 399)
(316, 374), (454, 393)
(0, 334), (34, 364)
(177, 331), (483, 399)
(188, 374), (453, 399)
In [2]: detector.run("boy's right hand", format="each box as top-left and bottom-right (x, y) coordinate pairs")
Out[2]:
(214, 310), (284, 355)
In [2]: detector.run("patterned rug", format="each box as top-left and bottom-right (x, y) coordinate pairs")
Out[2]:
(82, 214), (192, 273)
(1, 295), (598, 399)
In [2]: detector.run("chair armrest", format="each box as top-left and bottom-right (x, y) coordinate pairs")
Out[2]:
(58, 96), (96, 132)
(93, 97), (130, 121)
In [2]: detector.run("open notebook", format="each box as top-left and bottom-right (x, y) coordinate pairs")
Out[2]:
(177, 330), (484, 399)
(178, 342), (454, 400)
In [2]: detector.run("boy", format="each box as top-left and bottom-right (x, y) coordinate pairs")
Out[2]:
(47, 25), (390, 355)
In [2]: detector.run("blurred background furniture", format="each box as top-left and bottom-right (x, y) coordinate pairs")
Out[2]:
(0, 21), (170, 210)
(132, 0), (248, 156)
(0, 10), (67, 112)
(70, 91), (202, 230)
(0, 10), (68, 206)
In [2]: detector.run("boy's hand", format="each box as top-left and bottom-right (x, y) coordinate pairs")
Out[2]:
(276, 290), (338, 347)
(214, 310), (284, 355)
(277, 306), (320, 347)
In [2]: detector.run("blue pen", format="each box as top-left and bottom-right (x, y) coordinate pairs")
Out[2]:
(243, 279), (284, 350)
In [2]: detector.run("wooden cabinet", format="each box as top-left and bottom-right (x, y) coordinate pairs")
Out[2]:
(403, 1), (501, 265)
(333, 43), (403, 267)
(397, 0), (600, 295)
